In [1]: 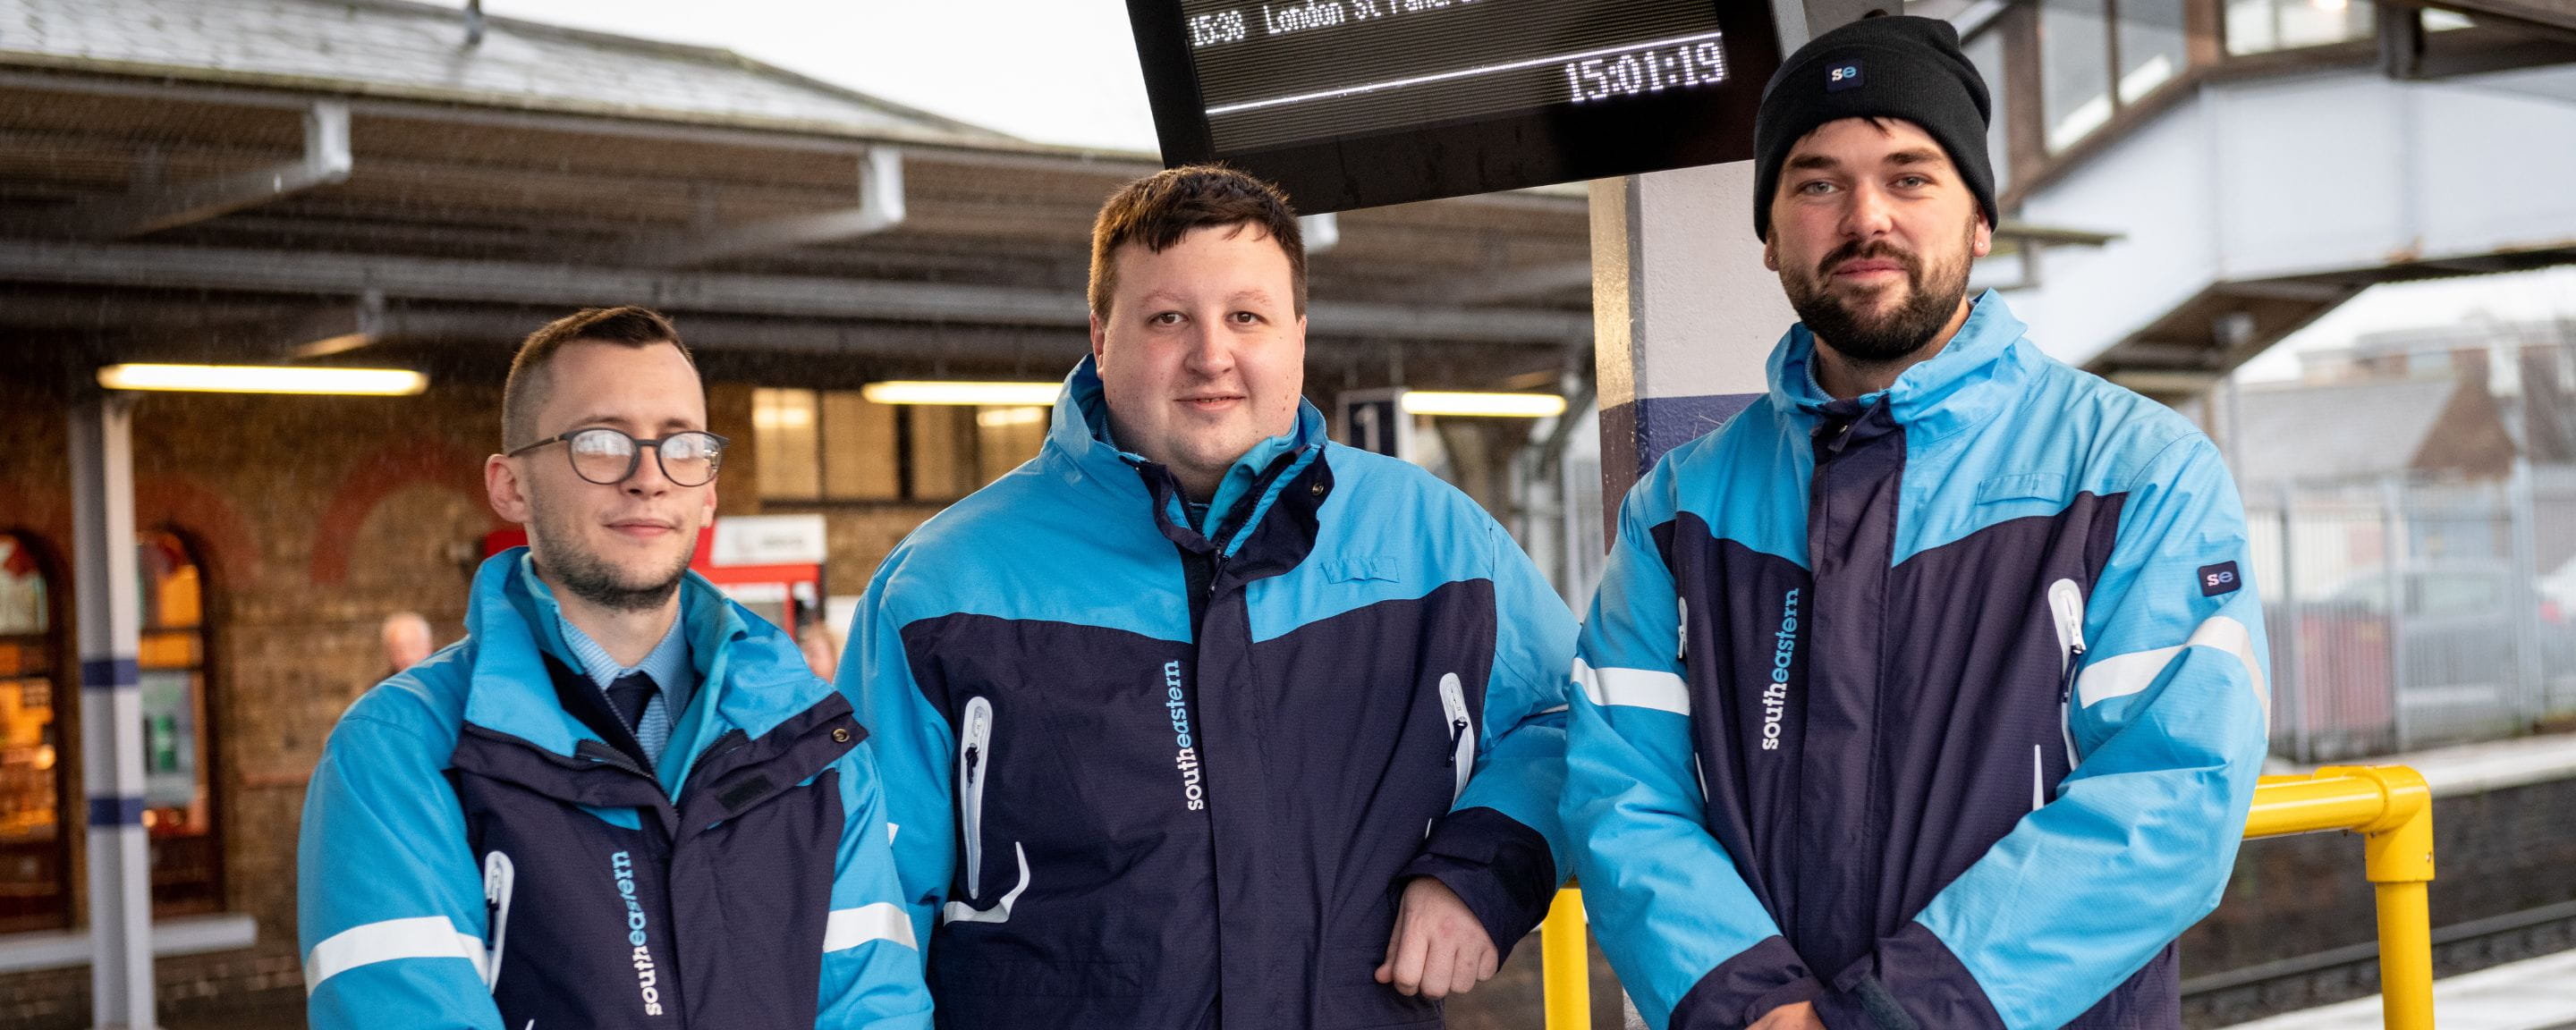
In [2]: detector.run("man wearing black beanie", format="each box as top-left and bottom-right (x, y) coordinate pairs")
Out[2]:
(1563, 14), (2268, 1030)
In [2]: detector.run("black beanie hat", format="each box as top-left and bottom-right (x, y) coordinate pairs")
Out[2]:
(1751, 14), (1996, 240)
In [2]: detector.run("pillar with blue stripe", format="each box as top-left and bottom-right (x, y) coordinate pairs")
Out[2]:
(1589, 161), (1798, 514)
(72, 392), (157, 1029)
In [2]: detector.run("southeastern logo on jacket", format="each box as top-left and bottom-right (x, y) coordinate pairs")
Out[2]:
(1160, 660), (1206, 811)
(611, 850), (665, 1017)
(844, 358), (1579, 1030)
(1760, 588), (1799, 751)
(1564, 292), (2271, 1030)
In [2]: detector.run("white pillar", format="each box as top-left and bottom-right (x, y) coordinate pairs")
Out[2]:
(72, 392), (156, 1030)
(1589, 163), (1796, 515)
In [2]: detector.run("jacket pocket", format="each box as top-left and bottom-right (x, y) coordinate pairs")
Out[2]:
(1438, 673), (1474, 805)
(2047, 578), (2088, 793)
(945, 697), (1031, 924)
(957, 697), (993, 900)
(479, 848), (514, 991)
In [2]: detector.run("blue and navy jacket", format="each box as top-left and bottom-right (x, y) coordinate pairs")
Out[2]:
(298, 550), (931, 1030)
(1563, 293), (2271, 1030)
(842, 357), (1578, 1030)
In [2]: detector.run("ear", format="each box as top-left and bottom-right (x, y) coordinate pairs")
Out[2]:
(1089, 312), (1109, 367)
(1971, 217), (1994, 259)
(485, 453), (531, 526)
(1762, 232), (1780, 273)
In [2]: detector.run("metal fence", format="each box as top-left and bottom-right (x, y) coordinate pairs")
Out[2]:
(2248, 463), (2576, 761)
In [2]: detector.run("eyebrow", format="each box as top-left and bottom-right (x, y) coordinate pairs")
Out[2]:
(1786, 148), (1953, 173)
(561, 413), (702, 435)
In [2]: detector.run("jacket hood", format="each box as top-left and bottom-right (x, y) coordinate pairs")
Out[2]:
(1767, 290), (2039, 441)
(1046, 355), (1329, 546)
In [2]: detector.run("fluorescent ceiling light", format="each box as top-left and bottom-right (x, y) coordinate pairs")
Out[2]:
(1397, 391), (1568, 418)
(860, 381), (1059, 406)
(97, 364), (428, 396)
(976, 406), (1049, 427)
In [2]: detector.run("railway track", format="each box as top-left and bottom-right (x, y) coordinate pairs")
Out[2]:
(2183, 899), (2576, 1026)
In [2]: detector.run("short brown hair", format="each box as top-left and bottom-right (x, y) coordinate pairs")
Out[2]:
(502, 306), (694, 447)
(1087, 165), (1306, 321)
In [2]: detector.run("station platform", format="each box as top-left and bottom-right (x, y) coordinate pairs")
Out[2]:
(2264, 730), (2576, 798)
(2222, 948), (2576, 1029)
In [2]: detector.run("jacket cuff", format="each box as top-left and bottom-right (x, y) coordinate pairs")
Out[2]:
(1669, 936), (1820, 1029)
(1811, 922), (2004, 1030)
(1394, 806), (1558, 962)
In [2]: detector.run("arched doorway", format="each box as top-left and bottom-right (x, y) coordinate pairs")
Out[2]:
(137, 529), (222, 916)
(0, 531), (69, 933)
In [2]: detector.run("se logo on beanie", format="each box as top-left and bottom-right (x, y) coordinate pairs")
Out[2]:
(1826, 62), (1864, 92)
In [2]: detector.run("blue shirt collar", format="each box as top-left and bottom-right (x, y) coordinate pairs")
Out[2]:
(519, 553), (697, 716)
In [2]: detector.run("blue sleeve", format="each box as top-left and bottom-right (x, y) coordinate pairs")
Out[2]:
(1398, 518), (1579, 958)
(835, 558), (955, 968)
(816, 741), (936, 1028)
(298, 704), (505, 1030)
(1821, 435), (2270, 1030)
(1561, 473), (1821, 1030)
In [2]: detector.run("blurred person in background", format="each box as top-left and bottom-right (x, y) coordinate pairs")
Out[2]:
(379, 611), (433, 680)
(799, 607), (843, 680)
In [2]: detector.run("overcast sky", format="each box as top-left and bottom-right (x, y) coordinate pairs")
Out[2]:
(480, 0), (1161, 152)
(477, 1), (2576, 381)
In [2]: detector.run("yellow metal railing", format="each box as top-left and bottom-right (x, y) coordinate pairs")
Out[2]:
(1538, 764), (2436, 1030)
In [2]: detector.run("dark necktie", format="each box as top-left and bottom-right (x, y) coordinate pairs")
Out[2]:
(605, 671), (658, 734)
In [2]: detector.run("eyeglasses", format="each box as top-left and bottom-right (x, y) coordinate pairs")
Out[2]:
(505, 427), (728, 487)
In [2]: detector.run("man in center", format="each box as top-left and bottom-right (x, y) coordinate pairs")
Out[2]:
(841, 166), (1577, 1028)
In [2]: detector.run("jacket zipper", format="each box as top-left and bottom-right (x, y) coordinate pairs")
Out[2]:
(958, 697), (994, 900)
(2047, 578), (2088, 787)
(1438, 673), (1474, 805)
(481, 849), (514, 991)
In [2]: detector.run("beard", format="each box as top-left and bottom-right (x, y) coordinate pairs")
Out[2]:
(528, 498), (694, 614)
(1783, 223), (1976, 367)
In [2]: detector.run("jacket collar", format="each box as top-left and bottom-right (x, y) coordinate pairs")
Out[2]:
(462, 548), (832, 790)
(1767, 290), (2038, 442)
(1044, 355), (1329, 551)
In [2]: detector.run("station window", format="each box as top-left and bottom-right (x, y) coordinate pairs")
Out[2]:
(754, 388), (1047, 503)
(2225, 0), (2376, 55)
(1962, 29), (2014, 194)
(0, 533), (68, 933)
(137, 530), (221, 916)
(2038, 0), (2190, 152)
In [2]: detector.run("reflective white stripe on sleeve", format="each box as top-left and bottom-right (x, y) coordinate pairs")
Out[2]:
(2076, 615), (2267, 711)
(823, 901), (916, 952)
(303, 916), (487, 994)
(1573, 658), (1690, 716)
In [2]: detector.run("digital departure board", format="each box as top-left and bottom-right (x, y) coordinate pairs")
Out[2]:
(1128, 0), (1794, 212)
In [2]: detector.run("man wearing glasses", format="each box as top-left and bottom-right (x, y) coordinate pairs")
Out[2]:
(298, 307), (931, 1029)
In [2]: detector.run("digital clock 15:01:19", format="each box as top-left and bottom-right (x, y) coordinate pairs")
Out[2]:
(1564, 39), (1728, 105)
